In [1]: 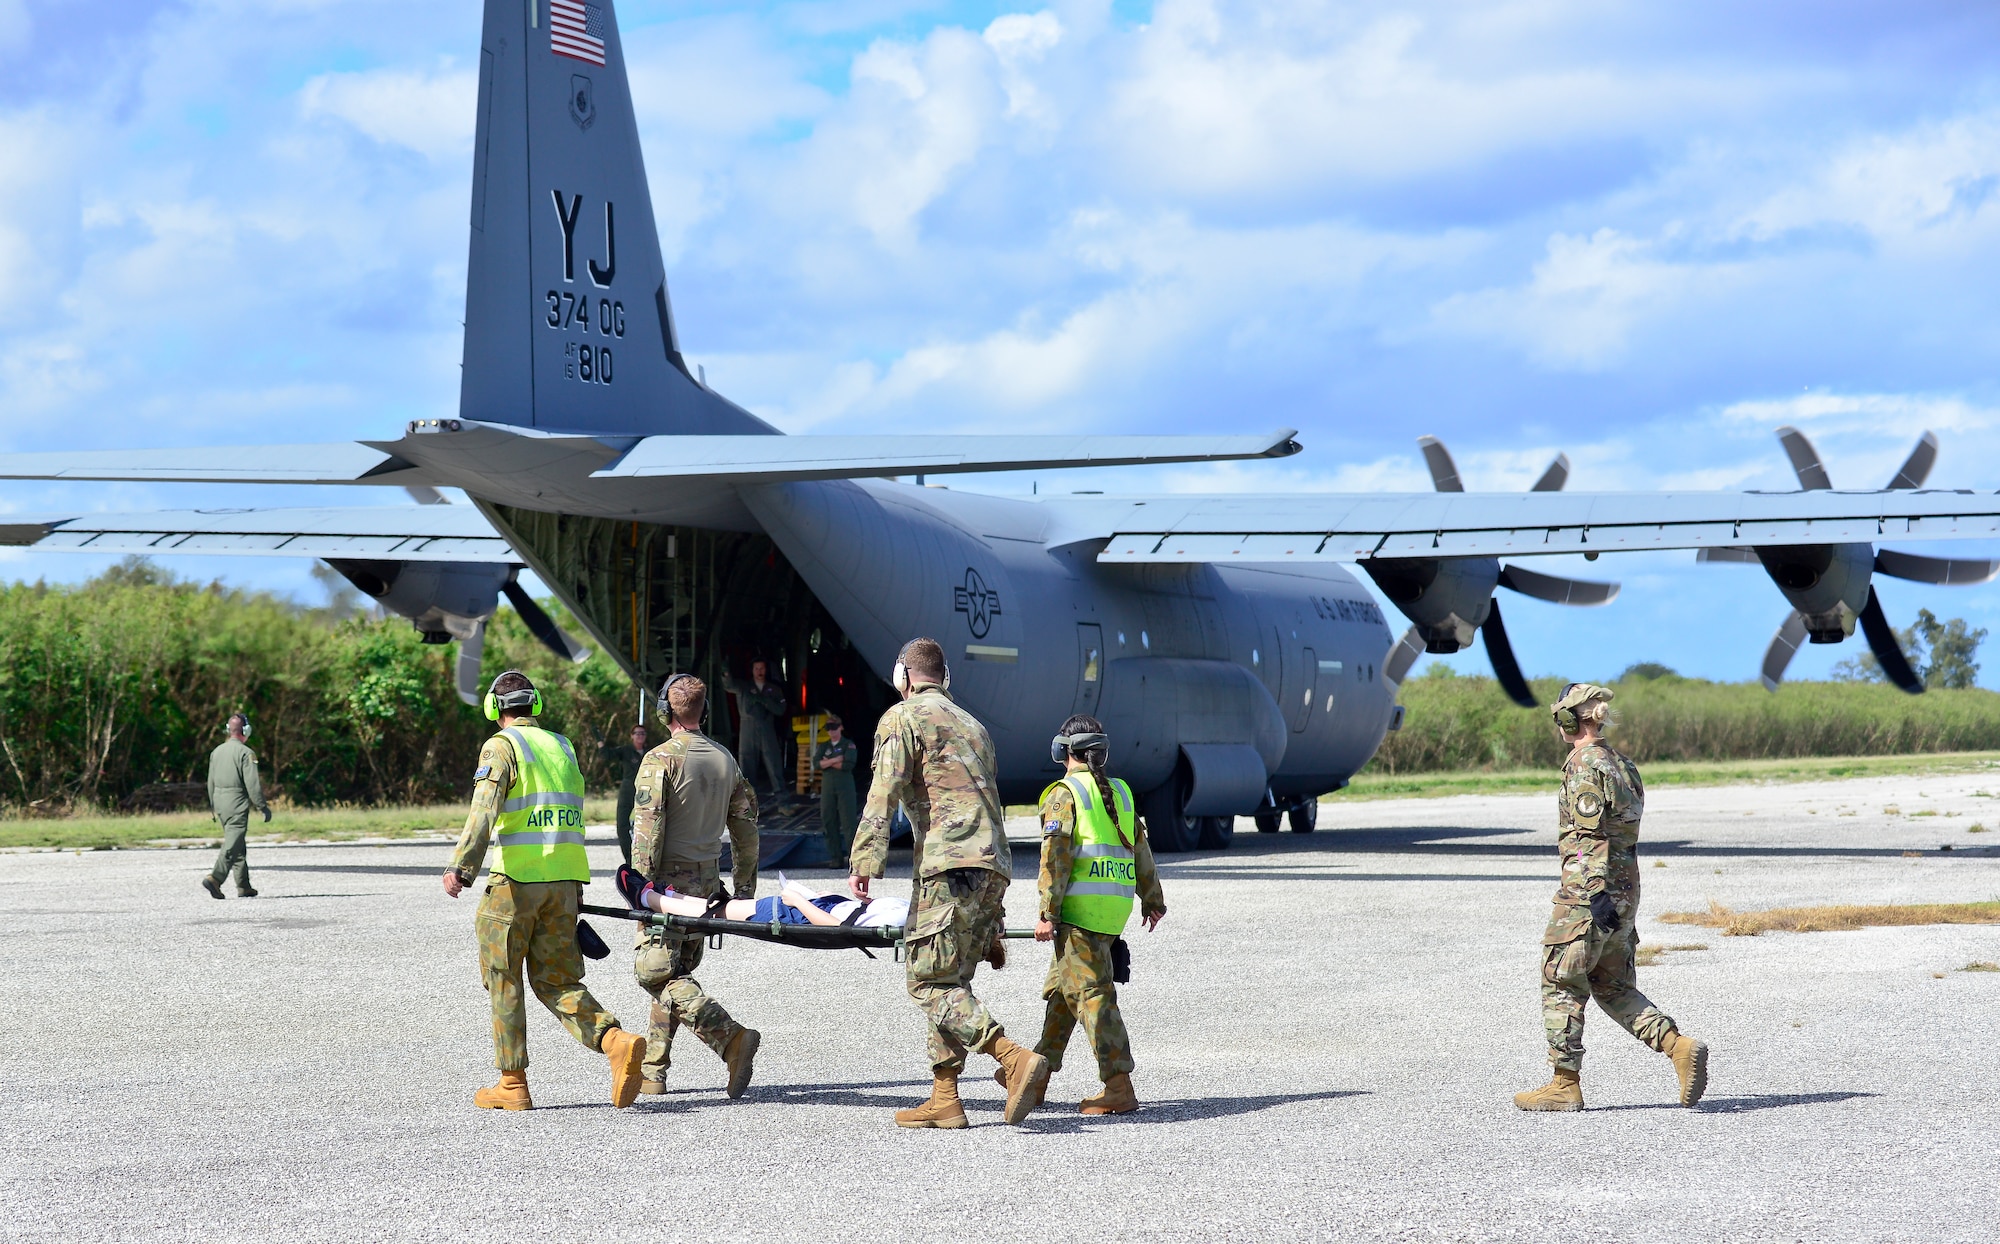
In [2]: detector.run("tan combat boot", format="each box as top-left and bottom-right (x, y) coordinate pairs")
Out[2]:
(988, 1036), (1051, 1125)
(723, 1028), (760, 1100)
(601, 1026), (646, 1109)
(1662, 1031), (1709, 1107)
(894, 1075), (969, 1129)
(991, 1062), (1050, 1115)
(1079, 1072), (1138, 1115)
(474, 1069), (532, 1111)
(637, 1078), (667, 1095)
(1513, 1067), (1584, 1112)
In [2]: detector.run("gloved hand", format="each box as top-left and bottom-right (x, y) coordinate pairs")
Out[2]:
(261, 807), (272, 823)
(1589, 892), (1621, 933)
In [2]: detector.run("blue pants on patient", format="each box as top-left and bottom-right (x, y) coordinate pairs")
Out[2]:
(748, 894), (846, 924)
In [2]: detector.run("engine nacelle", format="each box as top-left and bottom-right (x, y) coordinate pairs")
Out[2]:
(1361, 557), (1500, 653)
(1753, 543), (1873, 643)
(325, 559), (511, 642)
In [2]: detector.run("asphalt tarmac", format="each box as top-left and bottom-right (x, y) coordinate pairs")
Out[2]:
(5, 770), (1999, 1242)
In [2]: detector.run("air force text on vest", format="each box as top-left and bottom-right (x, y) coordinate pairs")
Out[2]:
(523, 805), (584, 829)
(1088, 857), (1138, 884)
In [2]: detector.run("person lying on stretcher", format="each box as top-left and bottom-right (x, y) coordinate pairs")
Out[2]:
(616, 864), (908, 928)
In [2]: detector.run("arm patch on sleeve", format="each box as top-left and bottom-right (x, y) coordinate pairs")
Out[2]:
(1043, 821), (1063, 836)
(472, 765), (492, 781)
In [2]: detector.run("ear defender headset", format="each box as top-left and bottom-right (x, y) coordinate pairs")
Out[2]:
(656, 672), (703, 726)
(227, 713), (252, 740)
(1050, 731), (1109, 765)
(891, 659), (951, 695)
(1551, 683), (1582, 733)
(483, 671), (543, 722)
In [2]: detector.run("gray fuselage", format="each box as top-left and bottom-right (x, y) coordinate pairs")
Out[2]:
(746, 477), (1397, 805)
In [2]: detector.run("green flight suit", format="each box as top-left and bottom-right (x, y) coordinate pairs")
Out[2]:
(206, 737), (269, 895)
(813, 735), (859, 864)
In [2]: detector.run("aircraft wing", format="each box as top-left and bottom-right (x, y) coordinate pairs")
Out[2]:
(0, 506), (515, 562)
(1082, 489), (2000, 561)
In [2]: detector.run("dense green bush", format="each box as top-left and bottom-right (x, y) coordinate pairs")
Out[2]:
(0, 563), (637, 811)
(1372, 666), (2000, 774)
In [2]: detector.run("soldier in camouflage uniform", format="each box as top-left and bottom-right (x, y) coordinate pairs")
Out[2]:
(849, 637), (1049, 1129)
(440, 671), (646, 1111)
(598, 722), (648, 866)
(1025, 714), (1166, 1115)
(1515, 683), (1709, 1112)
(629, 673), (763, 1099)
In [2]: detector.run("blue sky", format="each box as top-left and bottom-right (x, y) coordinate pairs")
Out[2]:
(3, 0), (2000, 687)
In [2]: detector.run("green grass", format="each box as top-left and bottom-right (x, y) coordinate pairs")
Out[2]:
(1327, 751), (2000, 802)
(0, 797), (620, 851)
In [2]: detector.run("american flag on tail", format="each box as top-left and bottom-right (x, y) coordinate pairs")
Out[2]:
(551, 0), (607, 66)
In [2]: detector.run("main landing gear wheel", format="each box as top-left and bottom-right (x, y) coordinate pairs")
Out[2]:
(1196, 815), (1235, 850)
(1138, 774), (1198, 854)
(1288, 799), (1319, 834)
(1253, 811), (1283, 834)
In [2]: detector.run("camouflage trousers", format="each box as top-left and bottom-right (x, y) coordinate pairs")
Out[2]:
(632, 863), (745, 1082)
(906, 868), (1009, 1075)
(1541, 905), (1678, 1072)
(476, 878), (619, 1071)
(1037, 925), (1134, 1082)
(208, 816), (252, 893)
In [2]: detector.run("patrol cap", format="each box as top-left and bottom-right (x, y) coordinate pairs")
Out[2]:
(1553, 683), (1614, 713)
(1551, 682), (1614, 732)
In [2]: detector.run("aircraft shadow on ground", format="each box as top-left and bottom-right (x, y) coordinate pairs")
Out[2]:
(1596, 1091), (1877, 1114)
(259, 863), (455, 877)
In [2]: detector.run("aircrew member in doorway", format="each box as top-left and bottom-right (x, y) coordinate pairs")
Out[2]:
(813, 714), (859, 864)
(441, 671), (646, 1111)
(1515, 683), (1708, 1112)
(1011, 713), (1166, 1115)
(628, 673), (763, 1098)
(723, 658), (789, 805)
(850, 637), (1048, 1128)
(201, 712), (270, 900)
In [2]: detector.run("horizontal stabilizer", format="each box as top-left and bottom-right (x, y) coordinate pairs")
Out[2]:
(594, 430), (1303, 480)
(0, 506), (513, 562)
(0, 443), (416, 486)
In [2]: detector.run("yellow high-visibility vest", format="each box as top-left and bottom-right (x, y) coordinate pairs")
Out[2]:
(493, 726), (590, 884)
(1042, 773), (1136, 936)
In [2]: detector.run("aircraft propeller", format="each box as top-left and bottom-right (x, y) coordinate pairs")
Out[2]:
(1698, 427), (1999, 693)
(448, 570), (593, 705)
(1369, 437), (1619, 708)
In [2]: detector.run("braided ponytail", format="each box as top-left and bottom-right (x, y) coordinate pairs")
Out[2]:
(1058, 714), (1129, 848)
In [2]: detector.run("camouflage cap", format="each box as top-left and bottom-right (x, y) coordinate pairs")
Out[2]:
(1552, 683), (1614, 713)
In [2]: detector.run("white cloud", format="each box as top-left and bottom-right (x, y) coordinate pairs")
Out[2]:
(299, 63), (477, 161)
(1733, 111), (2000, 247)
(1428, 227), (1733, 370)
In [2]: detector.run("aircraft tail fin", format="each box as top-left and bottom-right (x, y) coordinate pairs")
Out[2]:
(460, 0), (775, 436)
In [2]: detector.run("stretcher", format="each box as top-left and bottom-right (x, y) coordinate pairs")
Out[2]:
(578, 902), (1037, 957)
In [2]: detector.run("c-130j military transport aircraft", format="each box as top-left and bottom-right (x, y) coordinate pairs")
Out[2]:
(7, 0), (2000, 852)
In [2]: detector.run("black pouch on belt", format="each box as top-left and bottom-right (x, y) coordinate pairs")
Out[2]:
(1111, 936), (1131, 984)
(575, 918), (611, 960)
